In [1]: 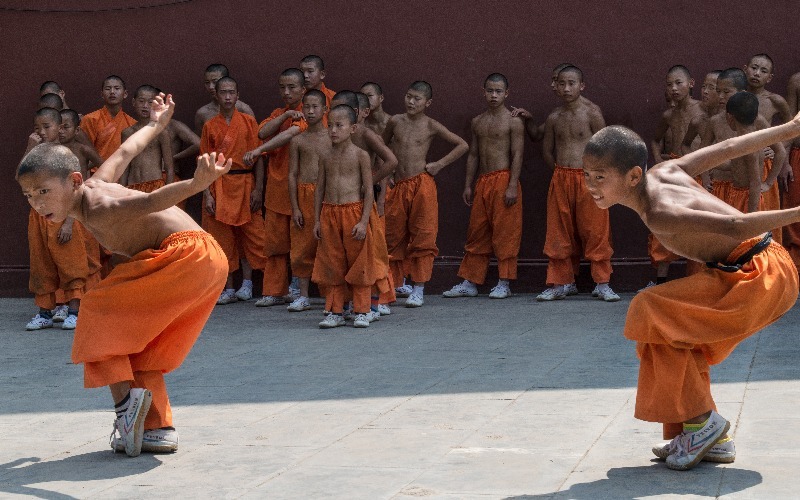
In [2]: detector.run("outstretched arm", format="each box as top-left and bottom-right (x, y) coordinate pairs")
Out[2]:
(677, 111), (800, 178)
(652, 203), (800, 242)
(94, 93), (174, 183)
(244, 126), (302, 166)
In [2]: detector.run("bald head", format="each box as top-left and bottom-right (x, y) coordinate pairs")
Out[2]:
(39, 93), (64, 110)
(408, 81), (432, 99)
(667, 64), (691, 79)
(39, 81), (62, 96)
(332, 90), (359, 110)
(17, 143), (79, 181)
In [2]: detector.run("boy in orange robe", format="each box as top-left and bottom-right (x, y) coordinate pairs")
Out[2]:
(81, 75), (137, 161)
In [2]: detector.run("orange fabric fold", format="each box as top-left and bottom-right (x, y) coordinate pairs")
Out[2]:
(201, 210), (265, 274)
(71, 231), (228, 429)
(384, 172), (439, 283)
(127, 178), (165, 193)
(81, 107), (136, 160)
(544, 166), (613, 285)
(260, 105), (309, 215)
(624, 235), (798, 432)
(783, 147), (800, 266)
(290, 183), (318, 278)
(648, 233), (679, 267)
(458, 169), (522, 284)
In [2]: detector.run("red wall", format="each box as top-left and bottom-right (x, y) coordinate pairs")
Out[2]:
(2, 1), (797, 294)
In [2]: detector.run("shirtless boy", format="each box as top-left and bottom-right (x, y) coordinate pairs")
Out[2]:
(300, 55), (336, 107)
(361, 82), (391, 136)
(537, 65), (619, 302)
(121, 85), (174, 191)
(286, 90), (330, 312)
(312, 105), (378, 328)
(59, 110), (103, 177)
(582, 103), (800, 471)
(381, 81), (469, 307)
(442, 73), (524, 300)
(194, 64), (255, 135)
(18, 93), (230, 457)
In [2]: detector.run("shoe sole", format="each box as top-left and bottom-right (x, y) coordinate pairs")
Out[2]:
(405, 302), (423, 308)
(287, 306), (312, 312)
(353, 323), (370, 328)
(116, 440), (178, 454)
(536, 295), (566, 302)
(319, 322), (345, 329)
(61, 323), (76, 330)
(442, 293), (478, 298)
(652, 446), (735, 463)
(255, 301), (283, 307)
(489, 293), (510, 299)
(26, 324), (53, 331)
(667, 420), (730, 471)
(216, 300), (238, 305)
(127, 390), (153, 457)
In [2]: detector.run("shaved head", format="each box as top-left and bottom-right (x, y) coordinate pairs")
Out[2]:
(332, 90), (359, 110)
(17, 143), (79, 180)
(205, 64), (230, 77)
(300, 54), (325, 70)
(134, 84), (159, 99)
(280, 67), (304, 84)
(36, 107), (62, 124)
(60, 108), (81, 126)
(39, 81), (62, 95)
(303, 89), (327, 105)
(718, 68), (748, 91)
(214, 76), (237, 92)
(558, 65), (583, 82)
(39, 93), (64, 110)
(102, 75), (125, 89)
(584, 126), (648, 174)
(409, 80), (432, 99)
(361, 82), (383, 95)
(667, 65), (691, 79)
(330, 104), (356, 125)
(484, 73), (509, 89)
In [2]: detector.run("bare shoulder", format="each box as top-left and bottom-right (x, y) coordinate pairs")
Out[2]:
(768, 91), (789, 106)
(236, 100), (255, 116)
(789, 73), (800, 87)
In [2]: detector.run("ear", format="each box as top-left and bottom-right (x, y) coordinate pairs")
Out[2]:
(319, 69), (326, 81)
(579, 82), (586, 91)
(122, 90), (129, 100)
(725, 112), (737, 131)
(689, 78), (695, 88)
(425, 99), (432, 108)
(628, 166), (643, 185)
(69, 171), (84, 188)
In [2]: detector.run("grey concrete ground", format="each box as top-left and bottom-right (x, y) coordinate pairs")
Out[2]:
(1, 292), (799, 499)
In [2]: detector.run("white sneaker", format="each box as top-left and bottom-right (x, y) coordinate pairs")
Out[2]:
(442, 280), (478, 298)
(342, 304), (354, 320)
(536, 286), (567, 301)
(353, 313), (370, 328)
(26, 313), (54, 331)
(113, 427), (179, 453)
(234, 281), (253, 301)
(287, 277), (301, 301)
(489, 283), (511, 299)
(366, 310), (380, 322)
(653, 437), (735, 464)
(593, 283), (621, 302)
(564, 283), (579, 296)
(61, 314), (77, 330)
(216, 289), (238, 305)
(395, 284), (413, 298)
(255, 295), (284, 307)
(405, 290), (424, 307)
(665, 411), (730, 471)
(287, 296), (312, 312)
(638, 281), (657, 293)
(111, 388), (153, 457)
(52, 305), (69, 322)
(319, 313), (345, 329)
(377, 304), (391, 315)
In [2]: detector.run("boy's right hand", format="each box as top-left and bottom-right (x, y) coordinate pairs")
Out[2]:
(193, 152), (231, 190)
(285, 110), (304, 121)
(243, 149), (258, 166)
(150, 93), (175, 129)
(462, 186), (473, 206)
(293, 209), (304, 229)
(510, 107), (532, 120)
(313, 221), (321, 240)
(27, 132), (42, 148)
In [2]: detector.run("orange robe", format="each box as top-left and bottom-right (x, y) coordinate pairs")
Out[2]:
(762, 157), (782, 245)
(544, 166), (613, 285)
(28, 210), (91, 310)
(458, 169), (522, 284)
(290, 183), (318, 278)
(72, 231), (228, 430)
(385, 172), (439, 284)
(783, 147), (800, 266)
(127, 178), (165, 193)
(625, 234), (797, 438)
(81, 107), (136, 161)
(312, 202), (379, 314)
(369, 203), (393, 303)
(200, 111), (266, 274)
(260, 105), (308, 296)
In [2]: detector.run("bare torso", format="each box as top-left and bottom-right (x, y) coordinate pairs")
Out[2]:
(549, 101), (603, 168)
(365, 112), (390, 137)
(664, 99), (703, 156)
(473, 108), (519, 174)
(322, 143), (370, 204)
(387, 114), (437, 180)
(295, 129), (331, 183)
(63, 141), (91, 178)
(121, 123), (168, 185)
(706, 113), (736, 174)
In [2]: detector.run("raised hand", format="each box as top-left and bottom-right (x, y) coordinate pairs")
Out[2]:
(510, 107), (532, 119)
(193, 152), (231, 191)
(150, 93), (176, 128)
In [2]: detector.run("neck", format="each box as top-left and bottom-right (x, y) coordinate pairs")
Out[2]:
(749, 85), (766, 94)
(368, 107), (386, 122)
(486, 104), (508, 115)
(220, 107), (235, 121)
(105, 104), (121, 116)
(332, 138), (352, 150)
(307, 121), (325, 132)
(69, 186), (87, 222)
(563, 98), (581, 110)
(407, 111), (426, 120)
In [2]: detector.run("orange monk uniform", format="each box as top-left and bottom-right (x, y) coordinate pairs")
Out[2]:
(312, 202), (384, 314)
(290, 183), (318, 279)
(625, 233), (797, 439)
(761, 157), (782, 245)
(81, 107), (136, 161)
(783, 147), (800, 266)
(318, 83), (336, 125)
(385, 172), (439, 285)
(28, 210), (90, 310)
(261, 105), (308, 296)
(72, 231), (227, 430)
(200, 110), (266, 274)
(457, 169), (522, 284)
(127, 178), (165, 193)
(369, 203), (393, 303)
(544, 166), (613, 285)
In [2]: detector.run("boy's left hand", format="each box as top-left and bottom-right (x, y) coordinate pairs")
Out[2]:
(351, 221), (367, 240)
(150, 93), (175, 129)
(504, 185), (518, 206)
(57, 220), (73, 244)
(193, 152), (231, 190)
(250, 188), (263, 213)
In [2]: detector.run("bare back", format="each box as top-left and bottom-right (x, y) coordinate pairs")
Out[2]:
(322, 143), (371, 204)
(547, 100), (605, 168)
(121, 123), (169, 185)
(295, 129), (331, 183)
(473, 108), (521, 174)
(386, 114), (437, 180)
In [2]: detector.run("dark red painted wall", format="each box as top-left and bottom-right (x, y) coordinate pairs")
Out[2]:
(2, 1), (797, 293)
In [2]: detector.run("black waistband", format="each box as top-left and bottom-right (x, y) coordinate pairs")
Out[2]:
(706, 232), (772, 272)
(226, 169), (253, 175)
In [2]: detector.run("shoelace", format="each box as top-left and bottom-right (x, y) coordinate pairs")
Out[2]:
(673, 432), (691, 457)
(109, 420), (120, 454)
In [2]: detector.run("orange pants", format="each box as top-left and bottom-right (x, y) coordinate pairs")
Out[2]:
(648, 234), (679, 267)
(725, 184), (765, 214)
(312, 202), (376, 314)
(28, 210), (89, 310)
(458, 169), (522, 284)
(71, 231), (228, 430)
(385, 172), (439, 284)
(544, 166), (613, 285)
(712, 180), (731, 202)
(201, 210), (266, 274)
(783, 147), (800, 266)
(762, 157), (782, 245)
(290, 184), (318, 279)
(369, 206), (393, 304)
(264, 209), (291, 296)
(127, 178), (165, 193)
(624, 235), (798, 438)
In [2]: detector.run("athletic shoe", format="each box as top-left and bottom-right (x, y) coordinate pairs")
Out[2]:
(377, 304), (391, 315)
(638, 281), (657, 293)
(536, 286), (567, 301)
(353, 314), (370, 328)
(287, 277), (301, 302)
(287, 296), (312, 312)
(652, 437), (735, 464)
(52, 305), (69, 323)
(564, 283), (579, 296)
(366, 310), (380, 322)
(113, 427), (179, 453)
(342, 304), (354, 320)
(489, 283), (511, 299)
(61, 314), (77, 330)
(395, 284), (413, 298)
(319, 313), (345, 329)
(216, 289), (238, 305)
(26, 314), (54, 331)
(593, 283), (621, 302)
(442, 280), (478, 298)
(234, 281), (253, 301)
(255, 295), (284, 307)
(110, 388), (153, 457)
(405, 290), (424, 307)
(665, 411), (730, 471)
